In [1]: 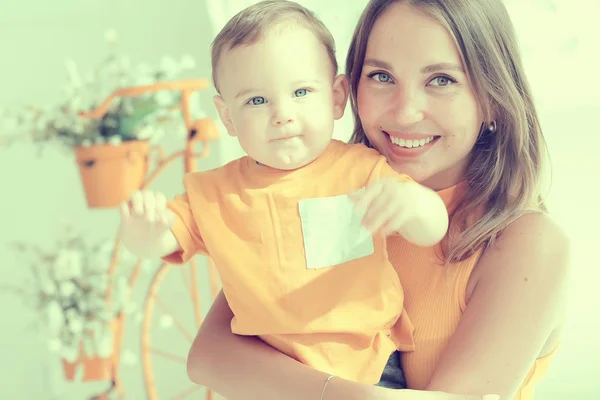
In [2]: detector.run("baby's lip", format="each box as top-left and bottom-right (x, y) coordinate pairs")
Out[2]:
(272, 134), (301, 141)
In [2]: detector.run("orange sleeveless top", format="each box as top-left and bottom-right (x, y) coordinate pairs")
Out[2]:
(387, 184), (557, 399)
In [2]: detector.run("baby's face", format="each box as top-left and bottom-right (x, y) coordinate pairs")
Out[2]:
(214, 23), (344, 170)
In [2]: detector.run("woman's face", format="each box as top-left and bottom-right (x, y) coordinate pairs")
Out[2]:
(357, 2), (484, 190)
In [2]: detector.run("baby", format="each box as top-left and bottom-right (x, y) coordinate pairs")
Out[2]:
(119, 0), (448, 386)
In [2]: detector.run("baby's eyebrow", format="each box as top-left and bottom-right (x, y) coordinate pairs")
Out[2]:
(291, 79), (323, 87)
(235, 88), (260, 99)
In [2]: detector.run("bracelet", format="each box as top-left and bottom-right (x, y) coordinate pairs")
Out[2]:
(319, 375), (336, 400)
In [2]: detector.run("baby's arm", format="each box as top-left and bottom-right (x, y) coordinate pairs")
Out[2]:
(119, 190), (183, 259)
(391, 179), (449, 246)
(352, 161), (448, 247)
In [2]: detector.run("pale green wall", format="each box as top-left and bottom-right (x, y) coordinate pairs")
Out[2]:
(0, 0), (599, 399)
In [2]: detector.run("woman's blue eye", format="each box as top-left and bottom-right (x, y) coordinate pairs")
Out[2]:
(250, 97), (265, 105)
(429, 76), (456, 87)
(295, 88), (307, 97)
(371, 72), (392, 83)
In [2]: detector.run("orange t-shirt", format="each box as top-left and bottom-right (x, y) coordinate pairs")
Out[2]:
(164, 139), (414, 384)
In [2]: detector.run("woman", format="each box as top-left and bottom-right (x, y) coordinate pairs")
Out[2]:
(187, 1), (570, 399)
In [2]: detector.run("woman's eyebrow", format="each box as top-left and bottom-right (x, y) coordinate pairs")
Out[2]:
(421, 62), (464, 73)
(364, 58), (393, 70)
(364, 58), (464, 74)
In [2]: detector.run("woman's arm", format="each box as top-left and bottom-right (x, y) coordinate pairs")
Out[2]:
(186, 290), (378, 400)
(187, 291), (496, 400)
(424, 213), (570, 399)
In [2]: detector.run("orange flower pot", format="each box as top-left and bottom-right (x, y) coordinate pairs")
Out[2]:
(74, 140), (150, 208)
(62, 316), (125, 382)
(190, 118), (219, 142)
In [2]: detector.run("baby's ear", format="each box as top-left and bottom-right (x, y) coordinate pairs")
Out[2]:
(213, 95), (236, 136)
(332, 74), (350, 120)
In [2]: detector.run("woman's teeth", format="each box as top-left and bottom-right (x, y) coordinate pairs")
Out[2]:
(390, 136), (436, 148)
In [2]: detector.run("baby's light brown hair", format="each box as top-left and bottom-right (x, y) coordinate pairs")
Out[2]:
(210, 0), (338, 93)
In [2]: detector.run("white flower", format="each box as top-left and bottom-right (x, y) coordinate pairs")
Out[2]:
(68, 315), (84, 335)
(159, 315), (173, 329)
(0, 113), (19, 132)
(65, 308), (80, 323)
(124, 302), (137, 315)
(134, 311), (143, 324)
(160, 56), (179, 78)
(155, 90), (174, 106)
(60, 342), (79, 363)
(34, 114), (50, 132)
(108, 135), (122, 146)
(54, 250), (83, 280)
(133, 75), (156, 87)
(120, 56), (131, 72)
(48, 338), (62, 353)
(122, 349), (138, 366)
(65, 59), (82, 89)
(96, 329), (113, 358)
(81, 139), (92, 147)
(180, 54), (196, 69)
(46, 300), (65, 334)
(105, 29), (118, 45)
(97, 309), (114, 322)
(83, 336), (96, 358)
(94, 136), (106, 145)
(115, 276), (129, 299)
(135, 125), (155, 140)
(87, 275), (109, 293)
(78, 298), (90, 314)
(41, 279), (56, 296)
(136, 62), (153, 76)
(59, 281), (77, 297)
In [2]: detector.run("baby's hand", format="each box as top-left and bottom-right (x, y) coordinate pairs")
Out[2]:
(119, 190), (176, 257)
(350, 177), (448, 247)
(350, 178), (421, 237)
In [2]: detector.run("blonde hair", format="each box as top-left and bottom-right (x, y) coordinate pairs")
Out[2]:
(346, 0), (550, 263)
(210, 0), (338, 92)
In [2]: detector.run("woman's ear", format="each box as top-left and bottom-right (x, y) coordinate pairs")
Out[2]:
(332, 74), (350, 120)
(213, 95), (236, 136)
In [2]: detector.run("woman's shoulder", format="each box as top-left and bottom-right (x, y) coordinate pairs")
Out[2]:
(467, 211), (571, 315)
(485, 211), (569, 270)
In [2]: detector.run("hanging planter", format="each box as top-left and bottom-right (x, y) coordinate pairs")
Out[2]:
(74, 140), (150, 208)
(190, 118), (220, 142)
(62, 315), (125, 381)
(3, 230), (136, 384)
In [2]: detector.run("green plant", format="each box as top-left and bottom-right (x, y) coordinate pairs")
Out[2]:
(2, 226), (137, 364)
(1, 30), (199, 150)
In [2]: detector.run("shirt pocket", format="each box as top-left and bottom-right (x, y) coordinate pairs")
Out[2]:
(298, 192), (374, 270)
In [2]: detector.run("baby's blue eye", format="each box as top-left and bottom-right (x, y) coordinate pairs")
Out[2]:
(250, 97), (265, 105)
(295, 89), (307, 97)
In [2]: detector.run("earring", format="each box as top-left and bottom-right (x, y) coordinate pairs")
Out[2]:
(488, 120), (497, 133)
